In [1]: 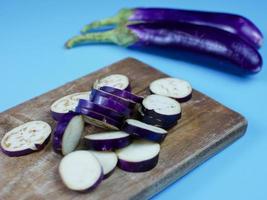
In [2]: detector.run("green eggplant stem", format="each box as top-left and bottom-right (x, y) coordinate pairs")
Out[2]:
(81, 8), (133, 34)
(66, 26), (137, 49)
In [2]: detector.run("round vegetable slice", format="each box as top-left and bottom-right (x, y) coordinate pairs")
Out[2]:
(84, 131), (130, 151)
(90, 150), (118, 179)
(142, 94), (181, 121)
(75, 107), (121, 130)
(122, 119), (167, 143)
(99, 86), (143, 103)
(53, 112), (84, 155)
(91, 95), (131, 116)
(141, 115), (177, 129)
(138, 105), (178, 129)
(90, 89), (136, 109)
(149, 78), (192, 102)
(116, 140), (160, 172)
(59, 150), (103, 191)
(1, 121), (51, 157)
(77, 99), (125, 121)
(93, 74), (131, 91)
(50, 91), (90, 121)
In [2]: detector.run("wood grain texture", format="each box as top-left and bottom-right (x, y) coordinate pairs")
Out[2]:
(0, 58), (247, 200)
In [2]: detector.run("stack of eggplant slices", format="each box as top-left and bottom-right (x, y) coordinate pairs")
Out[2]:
(1, 74), (192, 192)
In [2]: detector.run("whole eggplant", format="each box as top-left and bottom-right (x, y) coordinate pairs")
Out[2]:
(66, 22), (262, 73)
(82, 8), (263, 49)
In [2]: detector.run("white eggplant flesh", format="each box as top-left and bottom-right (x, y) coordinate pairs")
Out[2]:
(116, 140), (160, 172)
(50, 91), (90, 121)
(59, 150), (103, 191)
(90, 150), (118, 179)
(93, 74), (130, 91)
(150, 77), (192, 102)
(1, 121), (51, 157)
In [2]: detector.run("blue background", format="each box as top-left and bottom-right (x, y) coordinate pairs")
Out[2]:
(1, 0), (266, 199)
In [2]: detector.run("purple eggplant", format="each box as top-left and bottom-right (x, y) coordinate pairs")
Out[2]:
(141, 114), (178, 130)
(77, 99), (125, 122)
(93, 74), (131, 91)
(91, 95), (131, 116)
(138, 100), (178, 129)
(100, 86), (143, 103)
(82, 8), (263, 49)
(149, 77), (192, 102)
(84, 131), (131, 151)
(50, 92), (90, 121)
(59, 150), (103, 191)
(66, 22), (262, 73)
(90, 89), (136, 109)
(53, 112), (84, 155)
(122, 119), (168, 143)
(1, 121), (51, 157)
(75, 107), (122, 130)
(116, 140), (160, 172)
(142, 94), (181, 121)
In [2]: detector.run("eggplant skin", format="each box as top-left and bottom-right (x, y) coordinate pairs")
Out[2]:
(84, 137), (131, 151)
(128, 22), (262, 73)
(131, 8), (263, 49)
(51, 110), (65, 121)
(75, 107), (122, 130)
(81, 172), (103, 192)
(78, 172), (103, 193)
(99, 86), (143, 103)
(77, 99), (125, 122)
(103, 168), (115, 179)
(1, 135), (50, 157)
(117, 154), (159, 172)
(52, 112), (78, 155)
(90, 95), (131, 116)
(90, 89), (136, 109)
(122, 121), (167, 143)
(141, 107), (181, 122)
(141, 116), (177, 130)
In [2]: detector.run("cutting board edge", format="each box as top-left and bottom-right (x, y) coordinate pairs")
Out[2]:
(133, 119), (247, 200)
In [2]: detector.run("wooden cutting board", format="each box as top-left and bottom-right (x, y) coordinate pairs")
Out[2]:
(0, 58), (247, 200)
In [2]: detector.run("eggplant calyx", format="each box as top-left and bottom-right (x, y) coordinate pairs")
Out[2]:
(81, 8), (133, 34)
(65, 26), (137, 48)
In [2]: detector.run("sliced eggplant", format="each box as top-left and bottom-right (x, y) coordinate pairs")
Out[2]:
(150, 77), (192, 102)
(59, 150), (103, 191)
(138, 105), (177, 129)
(116, 140), (160, 172)
(1, 121), (51, 157)
(91, 95), (131, 116)
(142, 115), (177, 129)
(99, 86), (143, 103)
(93, 74), (130, 91)
(142, 94), (181, 121)
(50, 91), (90, 121)
(75, 107), (122, 130)
(76, 99), (125, 121)
(90, 89), (136, 109)
(84, 131), (130, 151)
(90, 150), (118, 179)
(122, 119), (167, 143)
(53, 112), (84, 155)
